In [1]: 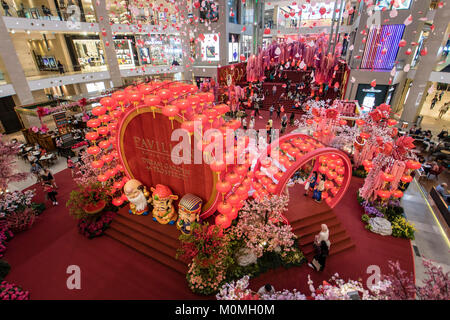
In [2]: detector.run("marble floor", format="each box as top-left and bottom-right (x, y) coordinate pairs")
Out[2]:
(402, 179), (450, 286)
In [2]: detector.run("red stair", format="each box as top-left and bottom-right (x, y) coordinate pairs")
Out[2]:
(105, 208), (187, 274)
(290, 209), (355, 258)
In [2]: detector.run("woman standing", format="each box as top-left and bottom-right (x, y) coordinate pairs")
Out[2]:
(308, 239), (330, 272)
(249, 115), (255, 130)
(43, 181), (58, 206)
(304, 171), (318, 196)
(313, 174), (325, 203)
(41, 168), (57, 189)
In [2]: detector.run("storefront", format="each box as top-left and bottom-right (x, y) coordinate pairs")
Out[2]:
(135, 35), (182, 66)
(355, 84), (392, 114)
(65, 35), (106, 72)
(113, 36), (138, 69)
(200, 33), (220, 62)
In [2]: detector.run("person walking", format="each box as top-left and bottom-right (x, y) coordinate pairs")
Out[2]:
(41, 168), (57, 189)
(276, 106), (281, 119)
(2, 0), (12, 16)
(43, 181), (58, 206)
(438, 90), (444, 101)
(438, 102), (449, 119)
(30, 162), (42, 183)
(67, 157), (75, 177)
(269, 105), (275, 118)
(242, 117), (247, 130)
(281, 114), (288, 134)
(249, 115), (255, 130)
(57, 60), (65, 74)
(430, 95), (438, 110)
(272, 85), (277, 96)
(254, 100), (260, 117)
(289, 112), (295, 126)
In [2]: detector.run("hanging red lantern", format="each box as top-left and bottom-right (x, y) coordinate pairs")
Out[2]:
(158, 88), (172, 101)
(162, 105), (179, 129)
(87, 119), (101, 128)
(216, 180), (232, 194)
(381, 172), (394, 182)
(97, 174), (108, 182)
(85, 131), (99, 141)
(377, 190), (391, 199)
(98, 140), (111, 149)
(392, 190), (404, 198)
(215, 213), (231, 229)
(401, 175), (413, 183)
(92, 106), (107, 116)
(91, 160), (104, 169)
(87, 146), (101, 155)
(112, 197), (124, 206)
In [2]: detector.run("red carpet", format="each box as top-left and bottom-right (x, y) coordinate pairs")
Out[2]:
(3, 163), (414, 300)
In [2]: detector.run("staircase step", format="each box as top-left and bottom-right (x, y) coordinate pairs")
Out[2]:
(114, 214), (180, 250)
(116, 211), (181, 239)
(294, 219), (342, 239)
(297, 227), (346, 247)
(301, 234), (354, 257)
(105, 228), (187, 274)
(290, 211), (337, 231)
(108, 222), (178, 259)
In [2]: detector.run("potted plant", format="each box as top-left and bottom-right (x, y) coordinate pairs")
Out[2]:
(67, 183), (109, 220)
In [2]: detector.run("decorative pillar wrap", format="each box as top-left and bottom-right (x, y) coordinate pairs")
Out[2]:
(117, 106), (218, 216)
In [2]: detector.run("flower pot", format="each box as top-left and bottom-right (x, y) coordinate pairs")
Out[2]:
(82, 200), (106, 215)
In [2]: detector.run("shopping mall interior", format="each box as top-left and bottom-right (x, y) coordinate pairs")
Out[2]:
(0, 0), (449, 302)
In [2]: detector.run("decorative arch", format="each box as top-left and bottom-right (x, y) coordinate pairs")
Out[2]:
(253, 133), (352, 210)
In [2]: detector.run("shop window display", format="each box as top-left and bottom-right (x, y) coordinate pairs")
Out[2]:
(136, 35), (182, 66)
(114, 39), (136, 68)
(72, 39), (106, 72)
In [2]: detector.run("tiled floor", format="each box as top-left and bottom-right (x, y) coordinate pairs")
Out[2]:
(402, 179), (450, 286)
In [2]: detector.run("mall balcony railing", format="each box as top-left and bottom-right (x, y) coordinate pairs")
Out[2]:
(1, 6), (97, 23)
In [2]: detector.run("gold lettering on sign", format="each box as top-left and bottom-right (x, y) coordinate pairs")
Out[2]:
(132, 135), (191, 180)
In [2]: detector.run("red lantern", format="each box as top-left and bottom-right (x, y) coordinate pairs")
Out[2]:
(87, 119), (101, 128)
(216, 181), (232, 194)
(98, 140), (111, 149)
(387, 119), (398, 126)
(392, 190), (404, 198)
(100, 97), (116, 108)
(381, 172), (394, 182)
(406, 160), (421, 170)
(158, 88), (172, 101)
(97, 126), (109, 135)
(228, 208), (238, 220)
(227, 194), (240, 206)
(112, 197), (124, 206)
(215, 213), (231, 229)
(85, 131), (99, 141)
(210, 160), (226, 174)
(355, 119), (365, 126)
(97, 174), (108, 182)
(87, 146), (101, 155)
(91, 160), (104, 169)
(92, 106), (107, 116)
(377, 190), (391, 199)
(225, 173), (240, 185)
(162, 105), (179, 129)
(400, 175), (413, 183)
